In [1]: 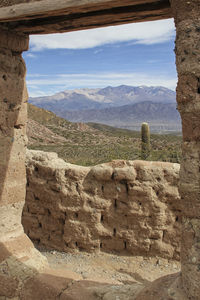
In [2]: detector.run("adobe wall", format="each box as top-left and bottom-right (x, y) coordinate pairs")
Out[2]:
(170, 1), (200, 299)
(136, 1), (200, 299)
(23, 150), (181, 260)
(0, 27), (47, 299)
(0, 25), (29, 253)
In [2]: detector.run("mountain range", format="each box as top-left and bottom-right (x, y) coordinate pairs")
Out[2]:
(29, 85), (181, 132)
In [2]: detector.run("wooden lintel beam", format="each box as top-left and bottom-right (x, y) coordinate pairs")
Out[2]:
(1, 0), (171, 35)
(0, 0), (170, 22)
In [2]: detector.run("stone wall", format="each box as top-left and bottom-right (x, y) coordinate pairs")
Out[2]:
(0, 27), (47, 299)
(170, 1), (200, 299)
(23, 150), (181, 260)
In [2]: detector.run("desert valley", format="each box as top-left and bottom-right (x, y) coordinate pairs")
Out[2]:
(28, 85), (181, 166)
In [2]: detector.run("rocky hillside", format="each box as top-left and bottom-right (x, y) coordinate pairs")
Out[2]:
(27, 103), (93, 145)
(27, 104), (182, 166)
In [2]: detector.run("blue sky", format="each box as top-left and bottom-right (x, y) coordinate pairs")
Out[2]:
(23, 19), (177, 98)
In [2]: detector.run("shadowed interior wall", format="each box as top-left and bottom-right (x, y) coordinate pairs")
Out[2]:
(0, 27), (47, 298)
(0, 27), (28, 245)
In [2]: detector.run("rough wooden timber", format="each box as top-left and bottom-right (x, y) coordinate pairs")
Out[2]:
(0, 0), (171, 34)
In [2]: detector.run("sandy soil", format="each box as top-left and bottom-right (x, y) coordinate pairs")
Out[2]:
(39, 248), (180, 286)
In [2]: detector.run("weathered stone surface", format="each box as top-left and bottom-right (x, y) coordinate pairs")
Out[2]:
(170, 0), (200, 299)
(20, 268), (82, 300)
(60, 280), (143, 300)
(23, 150), (181, 260)
(0, 274), (19, 298)
(0, 26), (28, 52)
(0, 26), (28, 250)
(181, 217), (200, 300)
(0, 203), (25, 244)
(0, 27), (28, 207)
(0, 27), (47, 299)
(135, 272), (188, 300)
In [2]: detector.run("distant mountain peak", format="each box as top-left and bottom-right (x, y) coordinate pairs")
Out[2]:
(29, 85), (178, 132)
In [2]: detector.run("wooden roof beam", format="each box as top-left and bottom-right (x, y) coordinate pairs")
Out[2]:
(0, 0), (171, 35)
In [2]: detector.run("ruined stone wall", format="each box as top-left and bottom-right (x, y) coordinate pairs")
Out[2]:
(170, 1), (200, 299)
(0, 27), (47, 298)
(0, 26), (29, 247)
(23, 150), (181, 260)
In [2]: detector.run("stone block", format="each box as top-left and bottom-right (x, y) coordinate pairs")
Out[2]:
(23, 150), (181, 260)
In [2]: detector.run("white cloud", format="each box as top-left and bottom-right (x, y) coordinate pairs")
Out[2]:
(27, 72), (177, 97)
(94, 49), (103, 54)
(26, 53), (37, 58)
(29, 90), (50, 97)
(30, 19), (175, 51)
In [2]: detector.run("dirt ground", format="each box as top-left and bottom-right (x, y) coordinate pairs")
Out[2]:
(39, 248), (180, 286)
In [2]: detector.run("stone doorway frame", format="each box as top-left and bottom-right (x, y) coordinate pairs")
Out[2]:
(0, 1), (199, 299)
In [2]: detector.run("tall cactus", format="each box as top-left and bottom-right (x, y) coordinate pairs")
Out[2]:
(141, 122), (150, 160)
